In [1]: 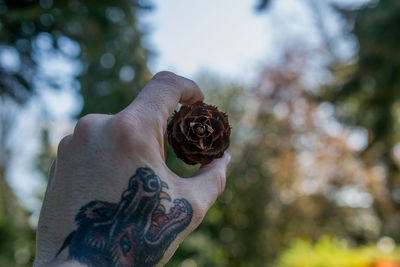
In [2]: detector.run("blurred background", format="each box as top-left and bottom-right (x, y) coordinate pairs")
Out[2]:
(1, 0), (400, 266)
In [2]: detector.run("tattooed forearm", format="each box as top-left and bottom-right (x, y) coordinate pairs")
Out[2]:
(56, 167), (193, 267)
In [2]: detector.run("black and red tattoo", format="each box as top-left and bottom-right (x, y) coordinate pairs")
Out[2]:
(56, 167), (193, 267)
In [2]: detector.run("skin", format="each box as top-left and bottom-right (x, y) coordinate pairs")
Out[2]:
(34, 71), (231, 267)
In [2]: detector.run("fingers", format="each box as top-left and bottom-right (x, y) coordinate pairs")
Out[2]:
(186, 153), (231, 214)
(121, 71), (204, 131)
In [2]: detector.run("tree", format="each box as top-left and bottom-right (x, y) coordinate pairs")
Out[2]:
(323, 0), (400, 241)
(0, 0), (152, 265)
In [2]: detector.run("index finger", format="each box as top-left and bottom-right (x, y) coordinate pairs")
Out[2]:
(121, 71), (204, 131)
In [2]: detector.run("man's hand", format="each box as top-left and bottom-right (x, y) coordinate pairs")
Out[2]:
(34, 71), (231, 267)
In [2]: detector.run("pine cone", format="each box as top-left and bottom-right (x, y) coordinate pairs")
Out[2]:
(167, 101), (231, 165)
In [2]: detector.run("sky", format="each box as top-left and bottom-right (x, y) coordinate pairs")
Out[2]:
(142, 0), (270, 82)
(141, 0), (367, 82)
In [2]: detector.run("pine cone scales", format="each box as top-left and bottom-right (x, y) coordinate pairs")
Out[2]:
(167, 101), (231, 165)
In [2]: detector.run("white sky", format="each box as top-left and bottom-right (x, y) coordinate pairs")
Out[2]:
(142, 0), (367, 82)
(143, 0), (270, 82)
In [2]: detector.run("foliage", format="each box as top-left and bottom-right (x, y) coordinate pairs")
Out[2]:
(166, 77), (273, 266)
(169, 30), (400, 265)
(0, 0), (151, 266)
(0, 0), (152, 107)
(1, 0), (400, 266)
(323, 0), (400, 242)
(255, 0), (272, 11)
(0, 169), (35, 266)
(276, 236), (400, 267)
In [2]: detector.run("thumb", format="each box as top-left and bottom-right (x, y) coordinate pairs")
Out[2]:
(186, 152), (231, 211)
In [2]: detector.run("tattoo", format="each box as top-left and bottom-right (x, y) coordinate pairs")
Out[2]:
(56, 167), (193, 267)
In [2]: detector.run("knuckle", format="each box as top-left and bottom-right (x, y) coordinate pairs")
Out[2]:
(112, 113), (141, 137)
(151, 71), (183, 93)
(185, 78), (199, 91)
(152, 71), (179, 84)
(108, 113), (148, 150)
(73, 114), (99, 141)
(57, 135), (72, 156)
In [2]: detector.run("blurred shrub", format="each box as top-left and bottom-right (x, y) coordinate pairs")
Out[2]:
(276, 236), (400, 267)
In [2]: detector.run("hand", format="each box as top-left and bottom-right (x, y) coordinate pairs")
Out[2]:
(34, 71), (231, 267)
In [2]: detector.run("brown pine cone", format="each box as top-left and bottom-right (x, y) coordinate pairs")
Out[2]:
(167, 101), (231, 165)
